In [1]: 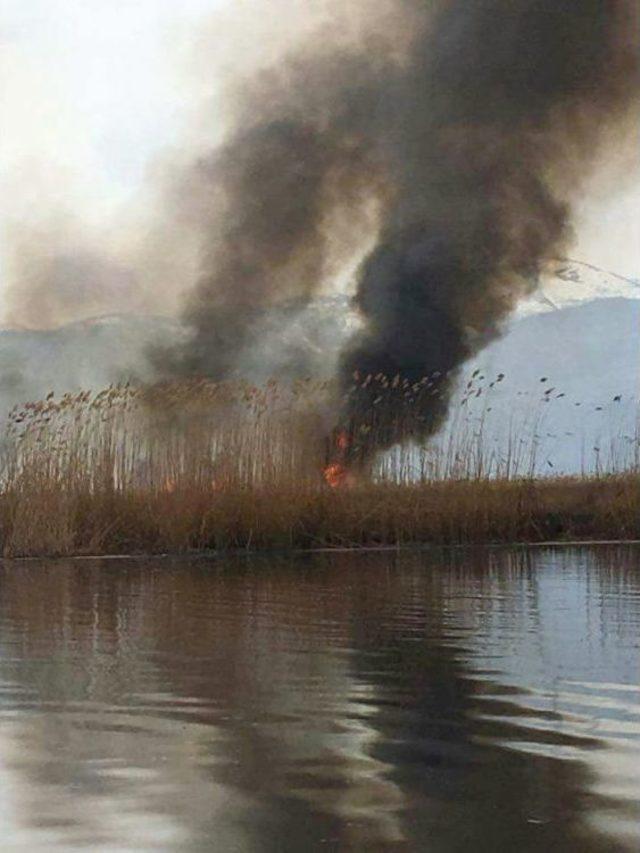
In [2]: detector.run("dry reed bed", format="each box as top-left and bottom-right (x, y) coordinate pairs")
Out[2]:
(0, 377), (638, 557)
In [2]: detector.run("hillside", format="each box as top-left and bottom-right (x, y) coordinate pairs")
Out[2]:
(0, 261), (637, 474)
(458, 297), (639, 474)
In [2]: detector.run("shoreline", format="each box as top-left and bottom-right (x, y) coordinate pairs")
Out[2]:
(3, 537), (640, 564)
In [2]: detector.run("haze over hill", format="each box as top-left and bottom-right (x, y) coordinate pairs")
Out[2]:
(453, 296), (639, 474)
(0, 259), (637, 474)
(472, 260), (639, 473)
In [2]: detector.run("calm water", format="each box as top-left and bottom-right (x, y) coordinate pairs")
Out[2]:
(0, 548), (638, 852)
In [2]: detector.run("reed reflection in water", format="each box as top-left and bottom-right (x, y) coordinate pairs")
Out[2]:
(0, 546), (638, 851)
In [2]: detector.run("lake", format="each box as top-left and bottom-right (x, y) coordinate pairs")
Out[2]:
(0, 547), (638, 851)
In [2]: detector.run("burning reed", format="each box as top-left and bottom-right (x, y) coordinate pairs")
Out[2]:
(0, 375), (639, 558)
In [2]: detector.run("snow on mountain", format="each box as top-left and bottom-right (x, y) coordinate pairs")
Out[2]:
(517, 258), (640, 316)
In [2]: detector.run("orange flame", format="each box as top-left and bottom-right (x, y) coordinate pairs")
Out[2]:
(323, 462), (348, 488)
(323, 429), (352, 488)
(336, 430), (350, 451)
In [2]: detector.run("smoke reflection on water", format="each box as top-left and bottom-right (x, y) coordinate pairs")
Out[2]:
(0, 546), (638, 850)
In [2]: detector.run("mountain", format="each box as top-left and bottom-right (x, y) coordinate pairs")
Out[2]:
(517, 258), (640, 316)
(0, 261), (637, 474)
(454, 260), (640, 474)
(0, 313), (183, 410)
(457, 297), (639, 474)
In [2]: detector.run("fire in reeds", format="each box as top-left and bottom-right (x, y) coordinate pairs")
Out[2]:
(322, 369), (449, 483)
(143, 0), (637, 479)
(0, 374), (639, 557)
(323, 428), (352, 488)
(323, 463), (348, 489)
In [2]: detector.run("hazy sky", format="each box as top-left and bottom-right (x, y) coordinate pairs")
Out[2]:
(0, 0), (221, 203)
(0, 0), (638, 322)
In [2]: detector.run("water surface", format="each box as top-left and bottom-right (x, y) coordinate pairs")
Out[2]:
(0, 547), (638, 851)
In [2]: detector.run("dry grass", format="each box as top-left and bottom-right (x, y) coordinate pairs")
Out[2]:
(0, 376), (638, 557)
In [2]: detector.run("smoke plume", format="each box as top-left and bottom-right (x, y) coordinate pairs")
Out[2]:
(155, 0), (638, 464)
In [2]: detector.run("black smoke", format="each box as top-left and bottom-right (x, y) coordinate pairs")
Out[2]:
(157, 0), (639, 466)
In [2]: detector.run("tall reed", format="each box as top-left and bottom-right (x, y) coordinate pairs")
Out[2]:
(0, 372), (637, 557)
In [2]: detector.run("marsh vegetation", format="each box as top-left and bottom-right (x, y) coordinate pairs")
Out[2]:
(0, 373), (638, 557)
